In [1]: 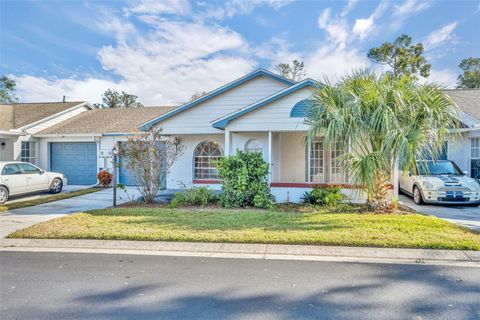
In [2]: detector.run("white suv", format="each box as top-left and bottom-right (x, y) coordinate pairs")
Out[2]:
(400, 160), (480, 206)
(0, 161), (66, 204)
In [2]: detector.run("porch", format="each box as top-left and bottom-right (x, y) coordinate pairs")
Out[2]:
(224, 131), (366, 203)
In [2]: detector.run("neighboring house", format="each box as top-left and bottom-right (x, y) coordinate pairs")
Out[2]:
(34, 107), (173, 185)
(444, 89), (480, 180)
(139, 69), (365, 203)
(0, 101), (92, 163)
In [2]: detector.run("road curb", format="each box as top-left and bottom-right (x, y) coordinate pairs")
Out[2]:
(1, 238), (479, 267)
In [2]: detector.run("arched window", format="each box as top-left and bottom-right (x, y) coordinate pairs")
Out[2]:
(244, 139), (263, 154)
(193, 141), (223, 180)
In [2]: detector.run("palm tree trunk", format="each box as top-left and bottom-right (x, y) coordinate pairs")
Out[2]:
(367, 172), (392, 211)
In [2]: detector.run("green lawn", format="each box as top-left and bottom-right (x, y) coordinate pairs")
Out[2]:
(0, 188), (103, 212)
(9, 206), (480, 250)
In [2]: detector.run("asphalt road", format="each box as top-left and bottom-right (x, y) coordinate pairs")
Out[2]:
(1, 252), (479, 320)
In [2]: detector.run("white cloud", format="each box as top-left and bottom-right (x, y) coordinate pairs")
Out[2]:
(393, 0), (432, 18)
(423, 68), (457, 88)
(317, 8), (350, 49)
(305, 44), (371, 82)
(13, 17), (256, 105)
(391, 0), (433, 28)
(124, 0), (191, 16)
(425, 21), (458, 49)
(352, 0), (388, 40)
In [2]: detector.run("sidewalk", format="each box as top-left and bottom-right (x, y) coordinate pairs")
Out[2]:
(1, 238), (479, 267)
(0, 187), (140, 238)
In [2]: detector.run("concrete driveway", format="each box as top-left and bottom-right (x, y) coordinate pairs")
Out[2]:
(399, 194), (480, 232)
(0, 187), (140, 238)
(4, 185), (91, 205)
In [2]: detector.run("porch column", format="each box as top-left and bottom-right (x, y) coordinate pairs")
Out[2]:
(268, 131), (272, 183)
(224, 130), (231, 156)
(392, 157), (400, 199)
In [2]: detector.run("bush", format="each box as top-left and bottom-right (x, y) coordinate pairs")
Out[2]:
(97, 170), (113, 187)
(170, 185), (218, 208)
(302, 186), (345, 207)
(217, 151), (275, 209)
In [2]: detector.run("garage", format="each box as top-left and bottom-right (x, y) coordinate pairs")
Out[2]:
(50, 142), (97, 185)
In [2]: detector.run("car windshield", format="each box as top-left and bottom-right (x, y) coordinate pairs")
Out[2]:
(416, 161), (463, 176)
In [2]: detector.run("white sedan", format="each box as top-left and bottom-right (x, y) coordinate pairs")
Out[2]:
(0, 161), (66, 204)
(400, 160), (480, 206)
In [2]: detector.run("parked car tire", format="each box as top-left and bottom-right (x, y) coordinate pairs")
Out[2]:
(0, 186), (9, 204)
(49, 178), (63, 194)
(413, 186), (424, 205)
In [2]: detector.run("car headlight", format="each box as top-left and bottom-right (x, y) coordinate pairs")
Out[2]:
(422, 181), (434, 190)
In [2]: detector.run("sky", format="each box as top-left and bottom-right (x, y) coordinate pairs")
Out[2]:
(1, 0), (479, 106)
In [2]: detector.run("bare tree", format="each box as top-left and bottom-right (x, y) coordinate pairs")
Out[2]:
(274, 60), (306, 81)
(118, 129), (184, 203)
(190, 91), (207, 101)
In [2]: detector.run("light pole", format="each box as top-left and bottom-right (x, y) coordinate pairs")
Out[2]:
(112, 145), (119, 207)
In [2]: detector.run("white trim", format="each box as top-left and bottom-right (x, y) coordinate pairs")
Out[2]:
(17, 102), (93, 131)
(268, 131), (272, 184)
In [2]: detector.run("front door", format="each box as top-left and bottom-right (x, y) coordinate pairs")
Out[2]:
(18, 163), (50, 192)
(1, 164), (27, 195)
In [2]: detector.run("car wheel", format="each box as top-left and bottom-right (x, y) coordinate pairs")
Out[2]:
(413, 186), (424, 205)
(0, 186), (9, 204)
(49, 178), (63, 194)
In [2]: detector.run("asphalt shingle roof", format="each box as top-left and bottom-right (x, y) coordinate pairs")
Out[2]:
(38, 107), (175, 135)
(444, 89), (480, 121)
(0, 101), (86, 131)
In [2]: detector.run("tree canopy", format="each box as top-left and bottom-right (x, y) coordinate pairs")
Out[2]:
(367, 34), (431, 80)
(306, 71), (459, 211)
(457, 57), (480, 89)
(0, 75), (17, 104)
(94, 89), (143, 108)
(275, 60), (306, 81)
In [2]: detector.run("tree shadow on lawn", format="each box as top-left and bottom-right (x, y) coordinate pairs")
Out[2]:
(16, 260), (480, 320)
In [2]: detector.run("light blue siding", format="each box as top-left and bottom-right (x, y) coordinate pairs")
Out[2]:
(50, 142), (97, 185)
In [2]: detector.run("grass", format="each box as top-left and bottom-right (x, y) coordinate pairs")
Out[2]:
(0, 187), (103, 212)
(9, 205), (480, 250)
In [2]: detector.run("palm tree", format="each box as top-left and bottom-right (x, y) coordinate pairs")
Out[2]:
(306, 71), (460, 211)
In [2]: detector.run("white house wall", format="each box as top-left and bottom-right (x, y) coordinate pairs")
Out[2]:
(155, 76), (290, 135)
(167, 134), (224, 189)
(0, 138), (14, 161)
(226, 87), (312, 132)
(448, 128), (480, 176)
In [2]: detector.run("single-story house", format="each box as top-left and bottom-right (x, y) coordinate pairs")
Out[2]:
(1, 70), (476, 203)
(33, 106), (173, 185)
(0, 101), (92, 162)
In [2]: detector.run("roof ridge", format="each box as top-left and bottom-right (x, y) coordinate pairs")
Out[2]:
(2, 101), (86, 106)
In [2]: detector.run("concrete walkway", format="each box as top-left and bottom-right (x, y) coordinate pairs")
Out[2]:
(399, 195), (480, 232)
(0, 187), (140, 238)
(1, 238), (479, 267)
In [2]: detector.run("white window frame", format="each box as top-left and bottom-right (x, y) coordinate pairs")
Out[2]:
(244, 138), (263, 154)
(472, 138), (480, 159)
(193, 141), (223, 180)
(21, 141), (36, 165)
(308, 137), (347, 183)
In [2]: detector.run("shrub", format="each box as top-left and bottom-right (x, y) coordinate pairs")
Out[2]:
(302, 186), (345, 207)
(170, 185), (218, 208)
(217, 151), (275, 209)
(97, 170), (113, 187)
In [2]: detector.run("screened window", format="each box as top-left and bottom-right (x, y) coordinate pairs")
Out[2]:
(193, 141), (223, 180)
(310, 138), (325, 182)
(472, 138), (480, 180)
(309, 138), (346, 183)
(245, 139), (263, 154)
(21, 141), (36, 164)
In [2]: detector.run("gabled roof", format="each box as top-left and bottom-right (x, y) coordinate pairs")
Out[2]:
(0, 101), (88, 131)
(212, 78), (319, 129)
(37, 106), (174, 135)
(444, 89), (480, 123)
(139, 69), (296, 131)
